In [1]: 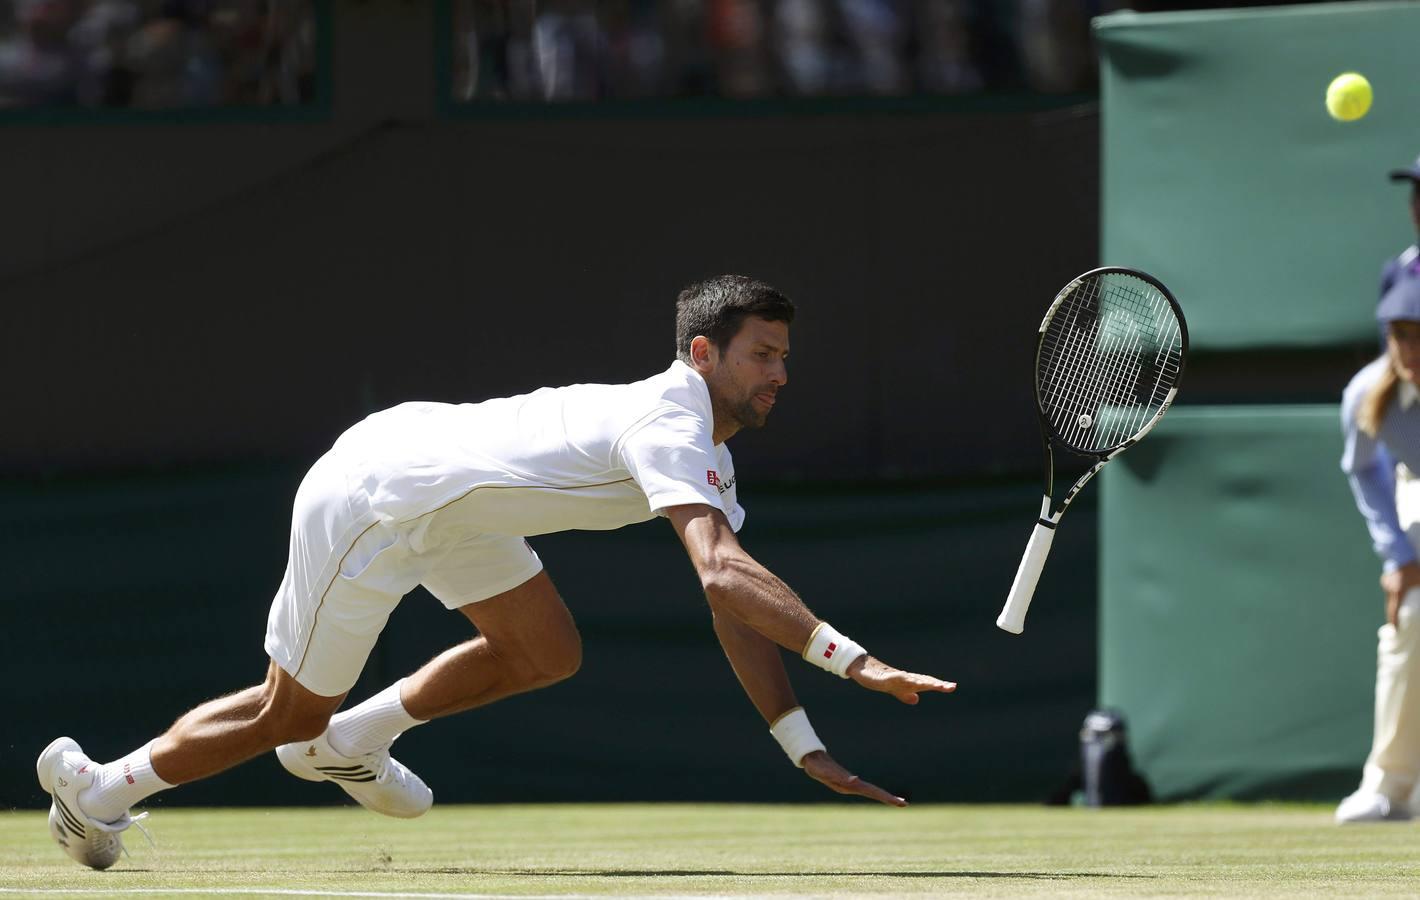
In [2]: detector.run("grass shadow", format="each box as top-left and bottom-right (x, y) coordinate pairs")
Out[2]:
(396, 867), (1155, 880)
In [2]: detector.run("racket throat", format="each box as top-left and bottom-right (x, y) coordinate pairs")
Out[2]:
(1036, 496), (1060, 528)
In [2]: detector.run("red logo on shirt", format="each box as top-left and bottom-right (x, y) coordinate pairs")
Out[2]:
(707, 470), (719, 487)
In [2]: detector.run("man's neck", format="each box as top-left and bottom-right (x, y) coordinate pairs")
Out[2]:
(711, 413), (737, 447)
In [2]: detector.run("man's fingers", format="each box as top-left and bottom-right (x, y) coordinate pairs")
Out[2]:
(913, 675), (957, 693)
(890, 673), (957, 698)
(838, 774), (907, 807)
(819, 770), (906, 807)
(803, 754), (907, 807)
(853, 658), (956, 698)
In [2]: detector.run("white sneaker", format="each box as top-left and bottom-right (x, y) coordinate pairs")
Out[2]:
(275, 730), (432, 818)
(36, 737), (137, 869)
(1335, 790), (1412, 824)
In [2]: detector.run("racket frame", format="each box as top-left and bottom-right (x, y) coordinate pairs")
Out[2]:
(1033, 266), (1188, 525)
(997, 267), (1189, 634)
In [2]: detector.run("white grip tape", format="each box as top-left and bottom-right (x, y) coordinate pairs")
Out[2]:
(769, 707), (826, 767)
(997, 521), (1056, 634)
(802, 622), (866, 677)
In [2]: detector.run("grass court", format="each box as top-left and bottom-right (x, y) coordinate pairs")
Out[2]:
(2, 802), (1418, 897)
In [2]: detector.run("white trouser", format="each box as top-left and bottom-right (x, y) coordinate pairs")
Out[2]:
(1360, 463), (1420, 805)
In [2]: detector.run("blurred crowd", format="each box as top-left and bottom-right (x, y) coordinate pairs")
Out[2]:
(0, 0), (315, 108)
(451, 0), (1130, 102)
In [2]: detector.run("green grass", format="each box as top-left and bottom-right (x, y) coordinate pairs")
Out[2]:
(1, 803), (1417, 897)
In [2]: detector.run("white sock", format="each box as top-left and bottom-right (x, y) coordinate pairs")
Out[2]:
(77, 741), (174, 824)
(327, 678), (426, 757)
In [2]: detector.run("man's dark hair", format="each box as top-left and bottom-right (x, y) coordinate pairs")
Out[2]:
(675, 275), (795, 362)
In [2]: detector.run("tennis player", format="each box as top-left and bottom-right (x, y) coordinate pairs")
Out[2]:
(38, 275), (956, 869)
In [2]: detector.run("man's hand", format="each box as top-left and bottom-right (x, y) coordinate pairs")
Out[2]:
(846, 656), (956, 705)
(1380, 561), (1420, 627)
(802, 750), (907, 807)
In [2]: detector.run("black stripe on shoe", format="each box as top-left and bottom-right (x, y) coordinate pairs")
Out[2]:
(314, 765), (371, 774)
(326, 774), (378, 783)
(54, 797), (87, 838)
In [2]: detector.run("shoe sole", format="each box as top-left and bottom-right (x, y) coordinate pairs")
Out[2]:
(36, 737), (80, 794)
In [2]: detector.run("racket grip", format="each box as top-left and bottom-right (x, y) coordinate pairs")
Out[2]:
(997, 522), (1056, 634)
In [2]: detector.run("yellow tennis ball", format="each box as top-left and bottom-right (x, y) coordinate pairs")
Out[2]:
(1326, 72), (1372, 122)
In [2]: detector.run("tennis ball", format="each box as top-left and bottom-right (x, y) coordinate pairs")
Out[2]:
(1326, 72), (1372, 122)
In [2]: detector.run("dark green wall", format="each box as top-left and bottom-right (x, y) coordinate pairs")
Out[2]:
(1100, 406), (1376, 800)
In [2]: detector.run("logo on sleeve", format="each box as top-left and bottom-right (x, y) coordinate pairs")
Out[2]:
(707, 470), (736, 495)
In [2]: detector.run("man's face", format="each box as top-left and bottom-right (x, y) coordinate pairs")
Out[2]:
(703, 316), (790, 433)
(1388, 320), (1420, 384)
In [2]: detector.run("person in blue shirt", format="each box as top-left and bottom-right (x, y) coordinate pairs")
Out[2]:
(1339, 275), (1420, 823)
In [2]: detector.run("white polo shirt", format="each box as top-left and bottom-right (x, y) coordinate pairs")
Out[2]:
(331, 360), (745, 546)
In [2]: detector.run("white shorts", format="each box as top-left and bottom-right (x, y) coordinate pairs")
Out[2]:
(264, 448), (544, 697)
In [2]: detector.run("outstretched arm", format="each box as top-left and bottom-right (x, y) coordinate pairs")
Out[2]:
(669, 503), (955, 805)
(708, 599), (909, 806)
(667, 503), (818, 650)
(667, 503), (955, 701)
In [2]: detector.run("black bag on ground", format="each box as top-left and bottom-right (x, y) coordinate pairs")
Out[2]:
(1080, 708), (1153, 806)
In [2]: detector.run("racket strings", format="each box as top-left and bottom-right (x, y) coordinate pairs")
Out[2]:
(1041, 279), (1139, 445)
(1047, 294), (1160, 449)
(1050, 279), (1179, 449)
(1036, 273), (1184, 453)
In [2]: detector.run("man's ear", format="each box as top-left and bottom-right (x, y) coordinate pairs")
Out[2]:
(689, 335), (715, 373)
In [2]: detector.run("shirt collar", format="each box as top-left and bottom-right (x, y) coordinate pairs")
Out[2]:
(1402, 380), (1420, 410)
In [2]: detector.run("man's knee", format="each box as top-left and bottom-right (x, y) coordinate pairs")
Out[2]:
(466, 571), (583, 689)
(257, 705), (332, 743)
(516, 627), (582, 687)
(253, 667), (339, 743)
(543, 630), (582, 684)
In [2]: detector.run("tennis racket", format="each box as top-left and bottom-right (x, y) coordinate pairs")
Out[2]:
(996, 267), (1188, 634)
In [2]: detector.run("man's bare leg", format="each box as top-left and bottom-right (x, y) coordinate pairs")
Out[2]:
(152, 661), (346, 783)
(326, 571), (581, 755)
(404, 570), (582, 718)
(73, 662), (344, 823)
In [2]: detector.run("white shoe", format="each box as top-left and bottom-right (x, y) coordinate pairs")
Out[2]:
(36, 737), (137, 869)
(1335, 790), (1412, 824)
(275, 731), (432, 818)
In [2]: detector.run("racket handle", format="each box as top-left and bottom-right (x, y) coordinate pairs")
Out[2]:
(997, 522), (1056, 634)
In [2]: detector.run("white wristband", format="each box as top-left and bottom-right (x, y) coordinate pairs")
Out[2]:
(802, 622), (866, 678)
(769, 707), (826, 768)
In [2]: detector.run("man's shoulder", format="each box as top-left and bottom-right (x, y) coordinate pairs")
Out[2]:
(603, 362), (715, 450)
(540, 363), (704, 417)
(625, 360), (713, 418)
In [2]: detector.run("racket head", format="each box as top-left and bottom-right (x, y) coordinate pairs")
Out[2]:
(1032, 267), (1188, 458)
